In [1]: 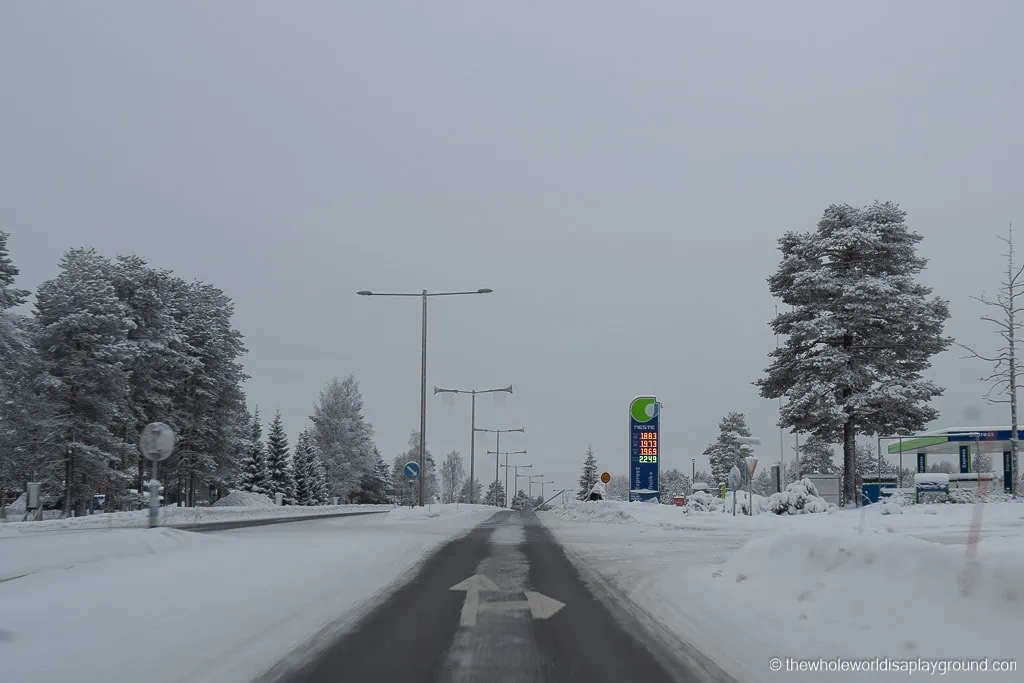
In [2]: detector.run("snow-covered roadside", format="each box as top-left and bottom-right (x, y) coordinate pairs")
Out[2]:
(0, 503), (392, 535)
(541, 501), (1023, 682)
(0, 504), (498, 683)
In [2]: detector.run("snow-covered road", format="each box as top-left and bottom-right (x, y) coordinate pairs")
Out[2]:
(0, 505), (499, 683)
(541, 501), (1024, 682)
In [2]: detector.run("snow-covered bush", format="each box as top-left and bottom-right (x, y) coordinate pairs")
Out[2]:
(880, 501), (903, 515)
(686, 490), (724, 513)
(212, 490), (277, 508)
(766, 478), (835, 515)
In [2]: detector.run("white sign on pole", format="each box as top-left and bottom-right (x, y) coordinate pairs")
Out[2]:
(140, 422), (176, 462)
(139, 422), (175, 529)
(727, 466), (742, 491)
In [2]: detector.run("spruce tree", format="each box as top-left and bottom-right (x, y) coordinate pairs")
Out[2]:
(458, 478), (482, 503)
(238, 408), (269, 495)
(291, 429), (315, 504)
(758, 201), (951, 505)
(265, 410), (293, 502)
(483, 479), (506, 507)
(703, 412), (753, 485)
(511, 489), (530, 510)
(308, 449), (330, 504)
(577, 445), (599, 500)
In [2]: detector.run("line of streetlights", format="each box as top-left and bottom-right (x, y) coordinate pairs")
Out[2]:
(358, 287), (546, 507)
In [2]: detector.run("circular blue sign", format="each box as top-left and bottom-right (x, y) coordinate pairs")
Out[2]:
(403, 461), (421, 480)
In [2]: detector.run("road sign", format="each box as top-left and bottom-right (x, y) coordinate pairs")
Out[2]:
(403, 461), (421, 480)
(600, 472), (611, 484)
(628, 396), (660, 502)
(728, 466), (742, 491)
(745, 456), (758, 477)
(139, 422), (175, 462)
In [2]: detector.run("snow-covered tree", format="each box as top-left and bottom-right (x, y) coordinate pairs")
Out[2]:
(353, 447), (391, 504)
(291, 429), (313, 505)
(605, 474), (629, 501)
(483, 479), (506, 507)
(396, 431), (437, 503)
(693, 469), (716, 487)
(752, 469), (775, 496)
(659, 468), (691, 502)
(265, 410), (293, 502)
(758, 202), (952, 505)
(510, 488), (531, 510)
(458, 478), (482, 504)
(307, 448), (330, 504)
(238, 408), (269, 495)
(797, 435), (839, 476)
(577, 445), (599, 500)
(957, 225), (1023, 494)
(310, 375), (375, 501)
(703, 412), (753, 485)
(34, 248), (135, 515)
(166, 278), (248, 504)
(440, 450), (465, 504)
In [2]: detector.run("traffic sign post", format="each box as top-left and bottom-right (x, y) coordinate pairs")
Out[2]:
(600, 472), (611, 484)
(628, 397), (661, 502)
(728, 466), (741, 516)
(402, 461), (421, 509)
(745, 456), (758, 516)
(139, 422), (175, 528)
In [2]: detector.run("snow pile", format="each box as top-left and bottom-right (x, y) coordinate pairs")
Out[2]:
(765, 478), (835, 515)
(551, 499), (638, 524)
(5, 492), (27, 512)
(212, 490), (277, 507)
(879, 501), (903, 515)
(384, 503), (497, 521)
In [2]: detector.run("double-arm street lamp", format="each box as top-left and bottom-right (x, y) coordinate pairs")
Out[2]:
(476, 428), (524, 504)
(434, 384), (513, 504)
(490, 448), (527, 507)
(358, 288), (493, 506)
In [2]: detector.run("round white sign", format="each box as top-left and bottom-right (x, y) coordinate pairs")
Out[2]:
(139, 422), (176, 461)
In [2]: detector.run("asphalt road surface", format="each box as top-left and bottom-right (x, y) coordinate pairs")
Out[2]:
(277, 511), (734, 683)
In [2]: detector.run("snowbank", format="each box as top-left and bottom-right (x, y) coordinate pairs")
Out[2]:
(0, 503), (392, 536)
(212, 490), (277, 507)
(0, 504), (498, 683)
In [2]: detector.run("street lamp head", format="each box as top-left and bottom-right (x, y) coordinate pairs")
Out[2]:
(477, 288), (494, 294)
(356, 290), (373, 296)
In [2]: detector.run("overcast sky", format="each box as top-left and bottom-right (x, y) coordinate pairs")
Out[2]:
(2, 1), (1022, 491)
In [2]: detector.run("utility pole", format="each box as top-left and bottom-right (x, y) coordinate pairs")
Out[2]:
(528, 474), (546, 500)
(490, 449), (527, 507)
(434, 384), (513, 503)
(501, 463), (532, 507)
(477, 429), (524, 504)
(358, 287), (493, 506)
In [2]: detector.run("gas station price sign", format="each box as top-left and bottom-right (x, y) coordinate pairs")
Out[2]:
(629, 396), (660, 502)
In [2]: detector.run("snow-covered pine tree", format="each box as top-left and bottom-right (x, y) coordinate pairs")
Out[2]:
(798, 435), (839, 476)
(291, 429), (316, 505)
(238, 408), (269, 495)
(440, 450), (465, 504)
(605, 474), (629, 501)
(577, 445), (599, 500)
(352, 446), (390, 504)
(458, 478), (482, 503)
(34, 248), (135, 516)
(658, 468), (692, 502)
(310, 375), (375, 501)
(758, 202), (952, 505)
(752, 469), (775, 496)
(510, 489), (530, 510)
(265, 410), (293, 503)
(167, 279), (248, 501)
(703, 412), (753, 485)
(483, 479), (506, 507)
(308, 448), (330, 504)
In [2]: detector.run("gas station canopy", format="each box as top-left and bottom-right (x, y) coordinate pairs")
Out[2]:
(886, 427), (1023, 455)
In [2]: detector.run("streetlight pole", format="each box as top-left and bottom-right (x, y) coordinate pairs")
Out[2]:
(434, 384), (513, 504)
(529, 474), (545, 500)
(477, 429), (524, 504)
(501, 463), (532, 506)
(358, 287), (493, 507)
(489, 448), (527, 507)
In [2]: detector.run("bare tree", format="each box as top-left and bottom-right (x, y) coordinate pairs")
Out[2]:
(958, 224), (1020, 496)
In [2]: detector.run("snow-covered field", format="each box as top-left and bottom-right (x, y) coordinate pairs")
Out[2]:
(542, 500), (1024, 682)
(0, 502), (391, 534)
(0, 504), (498, 683)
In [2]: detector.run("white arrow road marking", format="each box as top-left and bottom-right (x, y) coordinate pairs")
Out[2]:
(525, 590), (566, 619)
(449, 575), (565, 626)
